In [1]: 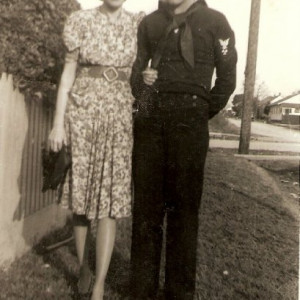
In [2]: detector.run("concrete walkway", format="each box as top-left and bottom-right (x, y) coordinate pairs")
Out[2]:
(209, 118), (300, 153)
(228, 119), (300, 143)
(209, 139), (300, 153)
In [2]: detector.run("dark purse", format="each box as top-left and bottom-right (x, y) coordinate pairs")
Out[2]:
(42, 145), (71, 192)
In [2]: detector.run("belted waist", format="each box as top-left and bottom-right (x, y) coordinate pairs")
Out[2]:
(77, 64), (130, 82)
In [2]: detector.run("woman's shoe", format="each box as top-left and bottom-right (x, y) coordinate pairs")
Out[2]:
(77, 274), (94, 299)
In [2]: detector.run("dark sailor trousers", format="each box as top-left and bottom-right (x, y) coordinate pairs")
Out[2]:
(130, 93), (209, 300)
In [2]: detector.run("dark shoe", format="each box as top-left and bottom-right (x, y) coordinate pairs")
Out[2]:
(77, 274), (94, 299)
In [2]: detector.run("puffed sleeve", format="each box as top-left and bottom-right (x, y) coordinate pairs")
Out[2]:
(63, 11), (84, 62)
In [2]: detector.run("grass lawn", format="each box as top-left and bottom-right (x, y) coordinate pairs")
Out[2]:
(196, 149), (299, 300)
(0, 148), (298, 299)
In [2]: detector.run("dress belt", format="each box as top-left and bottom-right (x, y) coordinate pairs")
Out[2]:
(78, 64), (130, 82)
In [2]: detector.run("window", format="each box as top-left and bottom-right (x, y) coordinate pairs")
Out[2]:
(284, 108), (292, 115)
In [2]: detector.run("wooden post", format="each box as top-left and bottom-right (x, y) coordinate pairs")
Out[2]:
(239, 0), (261, 154)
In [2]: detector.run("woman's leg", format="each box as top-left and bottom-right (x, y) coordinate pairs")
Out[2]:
(73, 214), (92, 292)
(91, 217), (117, 300)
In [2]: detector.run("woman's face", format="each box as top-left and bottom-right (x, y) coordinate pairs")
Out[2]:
(102, 0), (126, 9)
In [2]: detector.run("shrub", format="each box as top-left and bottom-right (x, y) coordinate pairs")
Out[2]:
(0, 0), (80, 104)
(209, 112), (240, 135)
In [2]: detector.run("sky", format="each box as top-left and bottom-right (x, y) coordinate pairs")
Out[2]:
(77, 0), (300, 97)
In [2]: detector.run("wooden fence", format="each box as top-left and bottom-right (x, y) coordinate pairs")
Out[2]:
(0, 73), (56, 220)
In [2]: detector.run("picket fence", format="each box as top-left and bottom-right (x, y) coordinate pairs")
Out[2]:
(0, 73), (56, 220)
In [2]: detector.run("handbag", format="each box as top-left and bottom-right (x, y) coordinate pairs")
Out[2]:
(42, 145), (71, 192)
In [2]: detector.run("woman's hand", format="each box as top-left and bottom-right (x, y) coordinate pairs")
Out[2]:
(142, 67), (158, 86)
(48, 60), (76, 152)
(48, 126), (67, 152)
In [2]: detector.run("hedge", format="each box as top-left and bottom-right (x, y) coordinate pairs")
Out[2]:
(0, 0), (80, 104)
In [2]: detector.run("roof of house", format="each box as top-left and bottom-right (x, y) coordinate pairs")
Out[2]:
(258, 95), (279, 107)
(269, 93), (300, 107)
(280, 94), (300, 105)
(270, 95), (283, 105)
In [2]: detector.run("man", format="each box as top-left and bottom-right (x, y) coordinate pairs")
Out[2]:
(130, 0), (237, 299)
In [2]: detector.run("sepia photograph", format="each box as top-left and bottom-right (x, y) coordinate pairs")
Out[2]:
(0, 0), (299, 299)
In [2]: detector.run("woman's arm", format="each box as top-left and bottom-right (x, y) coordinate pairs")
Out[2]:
(48, 60), (77, 152)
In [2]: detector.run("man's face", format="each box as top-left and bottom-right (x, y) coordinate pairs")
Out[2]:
(163, 0), (187, 7)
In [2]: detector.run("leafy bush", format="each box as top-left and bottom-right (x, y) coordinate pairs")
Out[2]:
(209, 112), (240, 135)
(0, 0), (80, 104)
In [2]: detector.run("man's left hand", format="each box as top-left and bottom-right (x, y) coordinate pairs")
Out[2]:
(142, 67), (158, 86)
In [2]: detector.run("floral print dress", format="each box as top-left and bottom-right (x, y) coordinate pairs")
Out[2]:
(61, 8), (144, 220)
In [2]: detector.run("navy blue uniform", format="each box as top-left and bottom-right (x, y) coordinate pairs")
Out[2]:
(130, 1), (237, 299)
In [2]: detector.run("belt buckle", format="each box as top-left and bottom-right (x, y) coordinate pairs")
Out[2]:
(103, 67), (119, 82)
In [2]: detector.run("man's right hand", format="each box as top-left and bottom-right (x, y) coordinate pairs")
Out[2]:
(142, 67), (158, 86)
(48, 126), (67, 152)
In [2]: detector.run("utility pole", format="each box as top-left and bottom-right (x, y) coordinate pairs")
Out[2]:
(239, 0), (261, 154)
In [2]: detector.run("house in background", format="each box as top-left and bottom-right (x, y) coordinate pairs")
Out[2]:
(255, 95), (279, 120)
(265, 95), (284, 121)
(267, 93), (300, 125)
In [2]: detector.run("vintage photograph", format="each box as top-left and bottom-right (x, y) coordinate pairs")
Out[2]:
(0, 0), (299, 299)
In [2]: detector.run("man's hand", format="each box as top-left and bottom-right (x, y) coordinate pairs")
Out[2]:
(142, 67), (158, 86)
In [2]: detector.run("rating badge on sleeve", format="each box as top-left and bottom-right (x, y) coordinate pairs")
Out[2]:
(219, 38), (230, 55)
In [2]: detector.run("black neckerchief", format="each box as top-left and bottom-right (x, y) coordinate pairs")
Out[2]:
(152, 1), (207, 69)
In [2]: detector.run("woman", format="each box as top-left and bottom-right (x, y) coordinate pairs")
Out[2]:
(48, 1), (144, 299)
